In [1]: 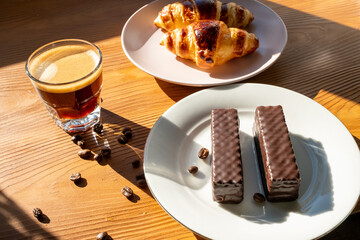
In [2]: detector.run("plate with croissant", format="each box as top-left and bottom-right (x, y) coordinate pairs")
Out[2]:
(122, 0), (287, 86)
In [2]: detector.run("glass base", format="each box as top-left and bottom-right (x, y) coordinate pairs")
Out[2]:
(50, 105), (101, 133)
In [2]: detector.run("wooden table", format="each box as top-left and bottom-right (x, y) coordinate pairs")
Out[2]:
(1, 0), (359, 239)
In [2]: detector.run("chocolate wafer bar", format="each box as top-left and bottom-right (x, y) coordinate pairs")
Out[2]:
(253, 105), (300, 202)
(211, 109), (243, 203)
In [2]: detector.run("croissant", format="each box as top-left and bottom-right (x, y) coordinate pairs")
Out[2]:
(154, 0), (254, 31)
(160, 20), (259, 68)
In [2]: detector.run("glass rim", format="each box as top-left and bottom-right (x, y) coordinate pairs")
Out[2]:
(25, 39), (103, 86)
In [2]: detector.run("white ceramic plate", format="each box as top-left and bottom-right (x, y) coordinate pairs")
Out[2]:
(121, 0), (287, 86)
(144, 83), (360, 240)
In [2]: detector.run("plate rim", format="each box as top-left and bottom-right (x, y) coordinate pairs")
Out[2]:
(143, 83), (360, 239)
(121, 0), (288, 87)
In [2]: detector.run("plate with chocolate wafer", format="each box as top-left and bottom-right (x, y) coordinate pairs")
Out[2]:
(144, 83), (360, 240)
(121, 0), (287, 86)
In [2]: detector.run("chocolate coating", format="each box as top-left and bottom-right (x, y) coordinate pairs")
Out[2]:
(211, 109), (243, 203)
(253, 105), (300, 202)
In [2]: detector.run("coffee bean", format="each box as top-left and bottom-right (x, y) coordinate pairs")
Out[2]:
(94, 153), (103, 163)
(137, 178), (147, 188)
(122, 186), (133, 198)
(122, 127), (133, 139)
(124, 131), (132, 139)
(70, 172), (81, 182)
(188, 166), (198, 174)
(122, 127), (132, 134)
(78, 149), (91, 158)
(93, 123), (103, 134)
(71, 134), (83, 144)
(77, 140), (85, 148)
(117, 134), (128, 144)
(253, 193), (266, 204)
(33, 208), (43, 218)
(131, 159), (140, 168)
(136, 174), (145, 180)
(96, 232), (108, 240)
(198, 148), (209, 159)
(101, 147), (111, 157)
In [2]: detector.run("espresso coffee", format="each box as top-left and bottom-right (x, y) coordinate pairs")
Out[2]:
(28, 45), (103, 119)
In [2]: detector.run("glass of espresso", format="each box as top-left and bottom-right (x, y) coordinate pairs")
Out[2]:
(26, 39), (103, 133)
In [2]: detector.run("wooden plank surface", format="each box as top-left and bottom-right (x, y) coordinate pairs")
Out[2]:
(0, 0), (359, 239)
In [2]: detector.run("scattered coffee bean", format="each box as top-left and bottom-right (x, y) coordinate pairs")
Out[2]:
(94, 153), (103, 163)
(78, 149), (91, 158)
(136, 173), (145, 180)
(33, 208), (43, 219)
(188, 166), (198, 174)
(70, 172), (81, 182)
(93, 123), (103, 134)
(122, 127), (132, 134)
(122, 186), (133, 198)
(124, 131), (132, 139)
(137, 178), (147, 188)
(198, 148), (209, 159)
(117, 134), (128, 144)
(253, 193), (266, 204)
(131, 159), (140, 168)
(71, 134), (83, 144)
(101, 147), (111, 157)
(77, 140), (85, 148)
(96, 231), (108, 240)
(122, 127), (133, 139)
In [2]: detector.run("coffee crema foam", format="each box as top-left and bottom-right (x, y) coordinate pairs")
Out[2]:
(29, 45), (102, 93)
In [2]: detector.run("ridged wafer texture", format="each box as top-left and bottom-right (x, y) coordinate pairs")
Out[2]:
(254, 105), (300, 182)
(254, 105), (300, 202)
(211, 109), (243, 184)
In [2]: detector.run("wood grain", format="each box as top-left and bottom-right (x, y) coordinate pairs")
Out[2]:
(0, 0), (359, 239)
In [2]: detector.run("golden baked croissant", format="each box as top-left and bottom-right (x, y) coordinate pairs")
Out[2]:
(154, 0), (254, 31)
(160, 20), (259, 68)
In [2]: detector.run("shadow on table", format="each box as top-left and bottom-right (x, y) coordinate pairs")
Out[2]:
(320, 212), (360, 240)
(67, 108), (153, 197)
(155, 78), (205, 102)
(0, 191), (57, 239)
(0, 0), (151, 67)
